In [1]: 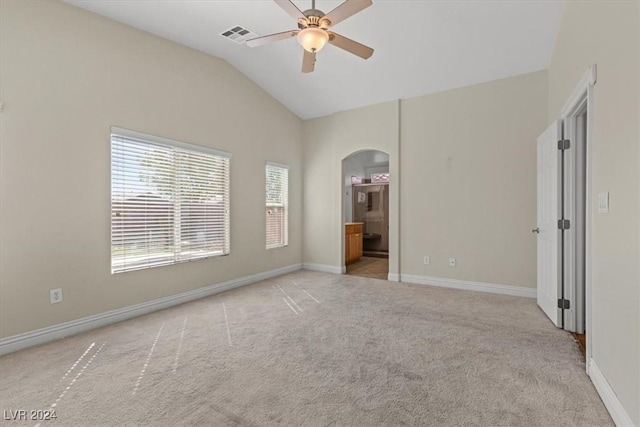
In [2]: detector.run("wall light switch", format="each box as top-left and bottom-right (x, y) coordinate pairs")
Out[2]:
(449, 257), (456, 267)
(423, 256), (430, 265)
(598, 192), (609, 214)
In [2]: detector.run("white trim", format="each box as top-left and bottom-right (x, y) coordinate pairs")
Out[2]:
(388, 273), (400, 282)
(589, 359), (635, 427)
(266, 161), (290, 170)
(558, 64), (597, 369)
(560, 64), (597, 117)
(584, 81), (594, 368)
(302, 263), (344, 275)
(402, 274), (536, 298)
(561, 103), (584, 332)
(111, 126), (232, 158)
(0, 263), (301, 356)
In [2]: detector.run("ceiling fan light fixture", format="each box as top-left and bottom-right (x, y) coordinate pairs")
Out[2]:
(297, 27), (329, 52)
(247, 0), (374, 72)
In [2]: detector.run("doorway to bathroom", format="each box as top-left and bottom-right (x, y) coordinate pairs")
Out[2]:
(343, 150), (389, 280)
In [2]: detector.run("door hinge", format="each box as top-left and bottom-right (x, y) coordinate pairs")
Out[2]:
(558, 299), (570, 309)
(558, 139), (570, 150)
(558, 219), (571, 230)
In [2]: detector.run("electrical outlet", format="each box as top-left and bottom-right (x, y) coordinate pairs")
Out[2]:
(50, 288), (63, 304)
(423, 256), (430, 265)
(449, 257), (456, 267)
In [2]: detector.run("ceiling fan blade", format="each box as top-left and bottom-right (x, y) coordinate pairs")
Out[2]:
(324, 0), (372, 27)
(328, 32), (374, 59)
(246, 30), (298, 48)
(302, 50), (316, 73)
(274, 0), (307, 21)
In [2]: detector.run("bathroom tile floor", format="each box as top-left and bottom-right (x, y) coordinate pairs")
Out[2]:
(346, 256), (389, 280)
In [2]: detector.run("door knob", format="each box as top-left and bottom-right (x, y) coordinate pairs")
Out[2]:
(532, 228), (540, 234)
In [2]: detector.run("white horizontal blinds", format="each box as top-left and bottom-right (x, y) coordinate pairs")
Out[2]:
(111, 137), (175, 272)
(111, 131), (230, 273)
(175, 149), (230, 261)
(266, 163), (289, 249)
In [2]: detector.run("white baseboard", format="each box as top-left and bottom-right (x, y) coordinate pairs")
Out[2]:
(0, 263), (302, 356)
(401, 274), (536, 299)
(302, 263), (344, 275)
(388, 273), (400, 282)
(589, 359), (636, 427)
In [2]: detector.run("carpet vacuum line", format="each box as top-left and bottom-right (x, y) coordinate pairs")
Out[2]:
(34, 341), (107, 427)
(60, 342), (95, 381)
(132, 323), (164, 395)
(292, 280), (321, 304)
(172, 317), (188, 373)
(282, 297), (299, 315)
(275, 284), (303, 312)
(222, 303), (233, 347)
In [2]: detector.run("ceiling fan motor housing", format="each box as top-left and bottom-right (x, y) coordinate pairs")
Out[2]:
(299, 10), (331, 30)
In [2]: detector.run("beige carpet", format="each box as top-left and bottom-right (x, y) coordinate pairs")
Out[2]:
(0, 271), (612, 426)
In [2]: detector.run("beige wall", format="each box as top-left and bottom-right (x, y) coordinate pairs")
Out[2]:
(0, 0), (302, 338)
(401, 71), (547, 287)
(302, 101), (400, 276)
(303, 72), (547, 289)
(548, 1), (640, 424)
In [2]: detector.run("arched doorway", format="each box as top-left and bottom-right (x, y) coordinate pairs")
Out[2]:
(342, 150), (390, 280)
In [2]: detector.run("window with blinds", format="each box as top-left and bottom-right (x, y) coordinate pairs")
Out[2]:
(111, 128), (231, 273)
(265, 162), (289, 249)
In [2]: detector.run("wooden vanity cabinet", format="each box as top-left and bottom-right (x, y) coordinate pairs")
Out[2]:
(345, 223), (363, 265)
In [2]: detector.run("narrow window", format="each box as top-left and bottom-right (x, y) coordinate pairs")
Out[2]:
(111, 128), (231, 273)
(265, 162), (289, 249)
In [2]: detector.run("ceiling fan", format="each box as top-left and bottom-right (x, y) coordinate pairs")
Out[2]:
(246, 0), (374, 73)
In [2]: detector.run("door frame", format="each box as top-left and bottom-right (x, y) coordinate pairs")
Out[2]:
(341, 149), (394, 278)
(559, 64), (597, 372)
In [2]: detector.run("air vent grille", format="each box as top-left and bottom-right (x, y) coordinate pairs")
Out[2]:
(220, 26), (259, 44)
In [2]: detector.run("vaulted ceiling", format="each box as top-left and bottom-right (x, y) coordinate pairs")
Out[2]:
(64, 0), (565, 119)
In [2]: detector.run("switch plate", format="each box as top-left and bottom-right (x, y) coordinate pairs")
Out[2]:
(449, 257), (456, 267)
(423, 256), (430, 265)
(598, 192), (609, 214)
(50, 288), (63, 304)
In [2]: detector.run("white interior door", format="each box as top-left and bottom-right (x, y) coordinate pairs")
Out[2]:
(537, 120), (562, 327)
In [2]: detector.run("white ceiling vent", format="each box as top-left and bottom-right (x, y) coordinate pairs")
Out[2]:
(220, 26), (259, 45)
